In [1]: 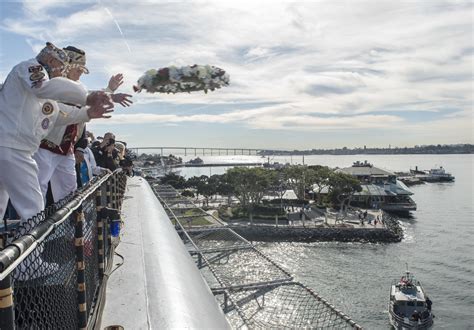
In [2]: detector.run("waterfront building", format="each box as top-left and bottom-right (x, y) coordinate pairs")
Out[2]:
(338, 161), (417, 214)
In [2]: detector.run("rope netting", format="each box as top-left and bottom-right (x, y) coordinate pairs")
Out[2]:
(151, 183), (362, 329)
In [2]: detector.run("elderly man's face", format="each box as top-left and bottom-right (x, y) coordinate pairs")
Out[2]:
(67, 67), (84, 81)
(46, 56), (65, 78)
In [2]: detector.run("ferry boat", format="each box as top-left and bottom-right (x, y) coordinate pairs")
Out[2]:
(423, 166), (455, 182)
(389, 269), (434, 329)
(410, 166), (455, 182)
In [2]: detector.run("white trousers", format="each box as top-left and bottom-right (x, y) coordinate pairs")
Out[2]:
(0, 146), (44, 221)
(33, 148), (77, 202)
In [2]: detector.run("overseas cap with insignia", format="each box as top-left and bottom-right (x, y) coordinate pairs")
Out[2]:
(63, 46), (89, 74)
(37, 42), (68, 64)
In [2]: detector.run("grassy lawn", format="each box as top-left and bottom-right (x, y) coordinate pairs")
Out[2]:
(183, 208), (205, 216)
(180, 216), (213, 226)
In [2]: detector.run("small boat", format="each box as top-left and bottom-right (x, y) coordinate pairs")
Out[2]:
(410, 166), (455, 182)
(423, 166), (455, 182)
(388, 268), (434, 329)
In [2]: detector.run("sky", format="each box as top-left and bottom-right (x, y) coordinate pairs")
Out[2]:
(0, 0), (473, 149)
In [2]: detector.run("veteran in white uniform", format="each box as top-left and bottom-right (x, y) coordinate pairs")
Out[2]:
(0, 42), (113, 222)
(34, 46), (130, 202)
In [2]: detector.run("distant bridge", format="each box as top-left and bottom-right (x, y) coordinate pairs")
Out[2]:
(131, 146), (269, 156)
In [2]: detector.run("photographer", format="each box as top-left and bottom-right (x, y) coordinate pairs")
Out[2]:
(116, 142), (135, 176)
(91, 132), (119, 171)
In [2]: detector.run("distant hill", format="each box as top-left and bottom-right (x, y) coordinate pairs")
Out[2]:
(259, 144), (474, 155)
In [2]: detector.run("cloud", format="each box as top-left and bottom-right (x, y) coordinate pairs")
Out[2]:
(1, 0), (472, 145)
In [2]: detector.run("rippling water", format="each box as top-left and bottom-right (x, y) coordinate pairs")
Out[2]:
(178, 154), (473, 329)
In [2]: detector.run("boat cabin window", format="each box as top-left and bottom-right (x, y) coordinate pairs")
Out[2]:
(417, 302), (424, 307)
(407, 301), (415, 306)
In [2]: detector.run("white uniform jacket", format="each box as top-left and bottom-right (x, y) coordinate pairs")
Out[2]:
(45, 106), (88, 146)
(0, 58), (88, 153)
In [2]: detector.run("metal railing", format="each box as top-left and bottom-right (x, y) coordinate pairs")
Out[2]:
(0, 170), (127, 330)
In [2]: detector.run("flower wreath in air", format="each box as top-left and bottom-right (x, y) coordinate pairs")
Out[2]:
(133, 65), (230, 94)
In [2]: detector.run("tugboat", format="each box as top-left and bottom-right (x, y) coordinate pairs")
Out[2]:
(389, 267), (434, 329)
(424, 166), (455, 182)
(410, 166), (455, 182)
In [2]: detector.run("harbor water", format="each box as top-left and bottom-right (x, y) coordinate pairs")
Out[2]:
(176, 154), (473, 329)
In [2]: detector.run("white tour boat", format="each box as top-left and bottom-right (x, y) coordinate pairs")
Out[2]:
(388, 269), (434, 329)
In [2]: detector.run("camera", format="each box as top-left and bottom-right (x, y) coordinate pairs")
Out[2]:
(107, 138), (115, 146)
(119, 158), (133, 168)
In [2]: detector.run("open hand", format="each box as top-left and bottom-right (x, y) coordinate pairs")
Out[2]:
(111, 93), (133, 107)
(87, 103), (115, 119)
(86, 91), (114, 108)
(108, 73), (124, 92)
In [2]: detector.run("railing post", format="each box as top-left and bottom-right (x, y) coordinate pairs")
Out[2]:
(111, 174), (117, 210)
(0, 274), (15, 330)
(75, 211), (87, 329)
(106, 177), (112, 208)
(96, 188), (105, 280)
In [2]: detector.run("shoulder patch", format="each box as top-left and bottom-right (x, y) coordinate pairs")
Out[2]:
(30, 71), (45, 81)
(42, 102), (54, 115)
(28, 65), (43, 73)
(41, 118), (50, 130)
(31, 79), (45, 89)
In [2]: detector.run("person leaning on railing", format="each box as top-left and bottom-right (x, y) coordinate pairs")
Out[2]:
(0, 42), (116, 223)
(33, 45), (131, 203)
(74, 135), (110, 187)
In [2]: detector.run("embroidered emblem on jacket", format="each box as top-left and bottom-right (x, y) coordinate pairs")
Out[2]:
(41, 118), (50, 130)
(28, 65), (43, 73)
(42, 102), (54, 115)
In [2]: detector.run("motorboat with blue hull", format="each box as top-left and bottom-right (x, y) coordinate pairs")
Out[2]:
(389, 270), (434, 329)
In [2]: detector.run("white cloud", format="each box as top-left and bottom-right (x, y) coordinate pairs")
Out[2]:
(1, 0), (472, 145)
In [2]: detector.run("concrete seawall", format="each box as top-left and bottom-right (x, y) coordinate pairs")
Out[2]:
(228, 216), (403, 243)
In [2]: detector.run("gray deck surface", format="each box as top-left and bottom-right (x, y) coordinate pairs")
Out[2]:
(101, 177), (229, 329)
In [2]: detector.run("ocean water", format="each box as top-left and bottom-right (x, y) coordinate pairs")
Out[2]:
(176, 154), (473, 329)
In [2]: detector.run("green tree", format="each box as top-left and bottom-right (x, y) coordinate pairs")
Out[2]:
(308, 165), (333, 205)
(327, 172), (362, 212)
(283, 165), (307, 200)
(268, 170), (287, 210)
(181, 190), (195, 198)
(186, 175), (208, 198)
(160, 172), (186, 189)
(226, 167), (272, 225)
(215, 173), (234, 205)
